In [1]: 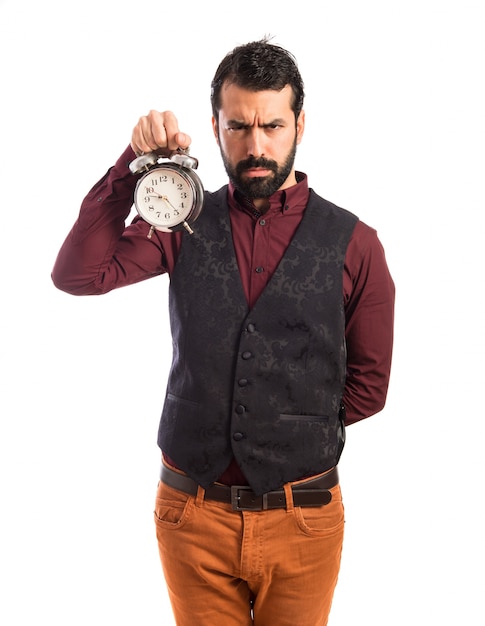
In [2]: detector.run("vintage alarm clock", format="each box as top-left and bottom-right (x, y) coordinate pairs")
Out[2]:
(129, 148), (204, 236)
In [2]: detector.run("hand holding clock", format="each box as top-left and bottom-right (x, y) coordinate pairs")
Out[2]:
(129, 110), (204, 236)
(131, 110), (191, 157)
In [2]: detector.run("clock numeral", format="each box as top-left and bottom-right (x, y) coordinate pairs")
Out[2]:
(145, 186), (155, 194)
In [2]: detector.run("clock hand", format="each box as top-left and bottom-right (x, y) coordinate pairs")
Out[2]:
(160, 196), (191, 233)
(161, 196), (177, 210)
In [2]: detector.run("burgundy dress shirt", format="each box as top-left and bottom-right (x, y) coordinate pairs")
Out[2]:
(52, 145), (395, 485)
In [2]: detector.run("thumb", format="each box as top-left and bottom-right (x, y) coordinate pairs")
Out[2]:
(176, 131), (192, 150)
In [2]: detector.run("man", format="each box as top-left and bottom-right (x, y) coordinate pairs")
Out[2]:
(52, 39), (394, 626)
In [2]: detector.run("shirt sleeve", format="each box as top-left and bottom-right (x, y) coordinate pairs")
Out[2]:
(51, 145), (181, 295)
(342, 220), (395, 425)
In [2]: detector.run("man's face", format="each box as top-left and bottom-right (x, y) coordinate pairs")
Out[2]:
(212, 83), (305, 204)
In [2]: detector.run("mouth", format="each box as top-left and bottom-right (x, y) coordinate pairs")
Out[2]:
(243, 167), (273, 178)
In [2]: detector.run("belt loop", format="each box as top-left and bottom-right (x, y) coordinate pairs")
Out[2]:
(283, 482), (294, 512)
(195, 484), (205, 507)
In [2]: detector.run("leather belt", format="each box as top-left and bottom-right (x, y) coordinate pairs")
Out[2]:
(160, 464), (338, 511)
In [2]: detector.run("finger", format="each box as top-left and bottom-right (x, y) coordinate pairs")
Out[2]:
(131, 113), (165, 154)
(131, 111), (192, 155)
(175, 131), (192, 151)
(156, 111), (191, 151)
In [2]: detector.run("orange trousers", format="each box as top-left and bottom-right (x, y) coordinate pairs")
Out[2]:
(154, 472), (344, 626)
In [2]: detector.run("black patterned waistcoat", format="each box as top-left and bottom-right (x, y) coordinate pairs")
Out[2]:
(158, 186), (358, 495)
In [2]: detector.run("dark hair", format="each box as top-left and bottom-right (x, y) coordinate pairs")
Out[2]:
(210, 38), (305, 121)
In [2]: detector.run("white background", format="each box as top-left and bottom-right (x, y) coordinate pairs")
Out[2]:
(1, 0), (484, 624)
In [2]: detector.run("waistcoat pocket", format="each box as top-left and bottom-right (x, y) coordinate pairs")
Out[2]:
(279, 414), (329, 422)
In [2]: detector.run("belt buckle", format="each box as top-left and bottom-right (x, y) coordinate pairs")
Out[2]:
(230, 485), (265, 511)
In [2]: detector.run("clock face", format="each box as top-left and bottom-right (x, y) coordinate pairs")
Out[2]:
(134, 165), (196, 231)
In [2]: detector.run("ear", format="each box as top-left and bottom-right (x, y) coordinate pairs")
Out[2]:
(296, 110), (305, 145)
(212, 116), (220, 145)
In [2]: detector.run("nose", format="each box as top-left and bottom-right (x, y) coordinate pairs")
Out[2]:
(246, 127), (265, 158)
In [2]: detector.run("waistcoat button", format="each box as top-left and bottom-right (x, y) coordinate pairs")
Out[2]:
(238, 378), (248, 387)
(233, 432), (244, 441)
(235, 404), (246, 414)
(247, 323), (256, 333)
(241, 351), (252, 360)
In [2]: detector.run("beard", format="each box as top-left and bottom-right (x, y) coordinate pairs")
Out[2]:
(219, 138), (297, 200)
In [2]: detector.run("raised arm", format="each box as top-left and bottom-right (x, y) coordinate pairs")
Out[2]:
(51, 112), (191, 295)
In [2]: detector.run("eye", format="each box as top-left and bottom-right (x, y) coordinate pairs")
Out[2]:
(226, 124), (247, 132)
(265, 123), (283, 131)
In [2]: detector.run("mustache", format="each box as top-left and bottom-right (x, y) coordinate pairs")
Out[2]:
(235, 156), (278, 175)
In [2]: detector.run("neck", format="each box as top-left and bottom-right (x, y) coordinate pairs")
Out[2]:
(252, 170), (298, 213)
(252, 198), (270, 213)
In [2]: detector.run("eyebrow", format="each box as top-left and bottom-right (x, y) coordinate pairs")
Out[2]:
(226, 118), (287, 128)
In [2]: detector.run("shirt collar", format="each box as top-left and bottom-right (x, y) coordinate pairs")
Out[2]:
(228, 172), (309, 219)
